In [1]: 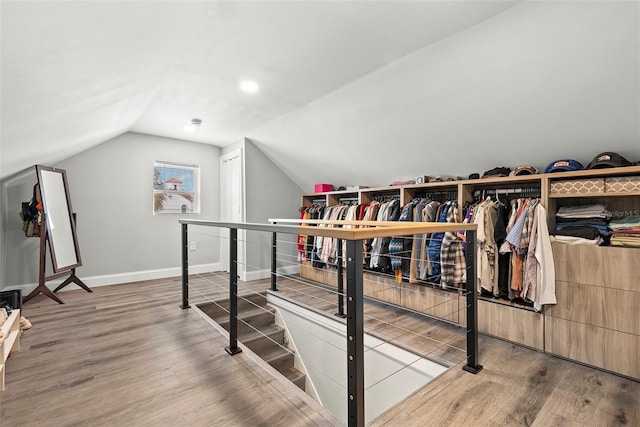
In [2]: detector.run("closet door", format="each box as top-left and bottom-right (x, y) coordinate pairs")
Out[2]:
(220, 149), (245, 276)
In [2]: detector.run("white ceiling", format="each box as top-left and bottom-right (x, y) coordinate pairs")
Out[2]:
(0, 0), (522, 180)
(2, 1), (639, 191)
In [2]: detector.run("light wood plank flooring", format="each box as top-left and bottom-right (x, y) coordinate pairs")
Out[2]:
(0, 276), (337, 427)
(264, 274), (640, 426)
(1, 273), (639, 426)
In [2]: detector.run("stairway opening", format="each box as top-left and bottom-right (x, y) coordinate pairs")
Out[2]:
(196, 292), (306, 390)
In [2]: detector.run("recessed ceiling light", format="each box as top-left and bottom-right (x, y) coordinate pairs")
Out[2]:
(239, 80), (259, 93)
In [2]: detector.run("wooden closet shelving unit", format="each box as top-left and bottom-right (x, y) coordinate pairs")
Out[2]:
(544, 166), (640, 380)
(1, 309), (21, 391)
(300, 165), (640, 379)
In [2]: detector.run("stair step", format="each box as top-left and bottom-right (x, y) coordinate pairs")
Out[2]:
(196, 292), (269, 320)
(240, 323), (283, 342)
(242, 326), (285, 357)
(263, 346), (295, 372)
(199, 301), (274, 326)
(279, 365), (306, 390)
(217, 306), (276, 335)
(197, 293), (306, 393)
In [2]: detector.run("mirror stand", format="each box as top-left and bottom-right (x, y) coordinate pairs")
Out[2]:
(22, 213), (91, 305)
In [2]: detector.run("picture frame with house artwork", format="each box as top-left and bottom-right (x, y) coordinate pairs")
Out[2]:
(153, 161), (200, 214)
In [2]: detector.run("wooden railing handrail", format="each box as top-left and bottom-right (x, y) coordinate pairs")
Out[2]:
(179, 219), (476, 240)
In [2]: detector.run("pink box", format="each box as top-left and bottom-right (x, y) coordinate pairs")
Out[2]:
(314, 183), (333, 193)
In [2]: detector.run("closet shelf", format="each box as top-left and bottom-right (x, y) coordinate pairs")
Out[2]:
(478, 296), (538, 312)
(549, 191), (640, 198)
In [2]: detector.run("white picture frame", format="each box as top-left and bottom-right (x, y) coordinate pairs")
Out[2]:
(153, 161), (200, 214)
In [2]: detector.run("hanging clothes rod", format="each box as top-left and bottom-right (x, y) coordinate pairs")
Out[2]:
(423, 192), (458, 198)
(473, 187), (541, 197)
(420, 190), (457, 195)
(372, 194), (400, 201)
(415, 191), (458, 201)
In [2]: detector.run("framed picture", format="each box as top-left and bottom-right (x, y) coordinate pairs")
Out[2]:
(153, 161), (200, 214)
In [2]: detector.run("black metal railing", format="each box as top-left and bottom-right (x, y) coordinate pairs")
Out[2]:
(179, 219), (481, 427)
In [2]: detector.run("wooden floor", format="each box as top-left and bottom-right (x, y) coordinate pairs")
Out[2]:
(1, 273), (638, 426)
(0, 276), (337, 427)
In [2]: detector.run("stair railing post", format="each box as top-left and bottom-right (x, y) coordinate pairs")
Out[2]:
(180, 223), (190, 309)
(271, 230), (278, 291)
(335, 241), (346, 318)
(463, 229), (482, 374)
(226, 227), (242, 355)
(345, 239), (364, 427)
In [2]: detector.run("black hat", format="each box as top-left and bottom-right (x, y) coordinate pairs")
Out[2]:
(587, 152), (633, 169)
(482, 167), (512, 178)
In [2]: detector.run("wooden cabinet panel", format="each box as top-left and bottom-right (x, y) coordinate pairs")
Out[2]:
(401, 285), (460, 324)
(363, 273), (402, 307)
(545, 317), (639, 380)
(546, 281), (640, 335)
(552, 243), (640, 292)
(478, 301), (544, 350)
(301, 262), (462, 324)
(300, 262), (337, 286)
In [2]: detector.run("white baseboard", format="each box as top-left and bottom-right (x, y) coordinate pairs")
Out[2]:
(5, 263), (223, 294)
(242, 264), (300, 282)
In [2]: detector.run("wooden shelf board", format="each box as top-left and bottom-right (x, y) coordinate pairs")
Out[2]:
(549, 191), (640, 198)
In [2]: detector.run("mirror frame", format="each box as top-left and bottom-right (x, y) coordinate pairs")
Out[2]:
(35, 165), (83, 272)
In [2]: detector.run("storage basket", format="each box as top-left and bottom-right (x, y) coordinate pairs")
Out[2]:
(550, 178), (605, 195)
(605, 176), (640, 193)
(0, 290), (22, 310)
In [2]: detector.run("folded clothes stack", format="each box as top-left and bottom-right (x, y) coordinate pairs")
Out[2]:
(551, 203), (611, 245)
(609, 216), (640, 248)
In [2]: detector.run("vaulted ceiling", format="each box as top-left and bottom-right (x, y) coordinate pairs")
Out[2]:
(2, 1), (639, 190)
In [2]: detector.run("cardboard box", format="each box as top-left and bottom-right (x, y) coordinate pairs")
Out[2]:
(314, 184), (333, 193)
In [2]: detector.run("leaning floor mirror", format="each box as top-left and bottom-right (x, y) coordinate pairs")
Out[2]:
(36, 165), (82, 272)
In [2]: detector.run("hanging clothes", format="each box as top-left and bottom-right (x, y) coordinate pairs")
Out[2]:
(416, 200), (441, 281)
(389, 199), (419, 282)
(506, 198), (533, 295)
(408, 198), (431, 283)
(476, 198), (499, 295)
(361, 201), (379, 266)
(522, 203), (556, 311)
(494, 201), (511, 299)
(370, 202), (390, 269)
(370, 199), (400, 273)
(428, 201), (452, 284)
(440, 200), (466, 289)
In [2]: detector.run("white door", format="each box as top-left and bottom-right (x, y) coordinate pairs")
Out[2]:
(220, 149), (245, 276)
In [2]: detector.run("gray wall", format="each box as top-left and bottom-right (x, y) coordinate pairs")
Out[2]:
(221, 138), (304, 279)
(245, 139), (304, 278)
(1, 132), (220, 292)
